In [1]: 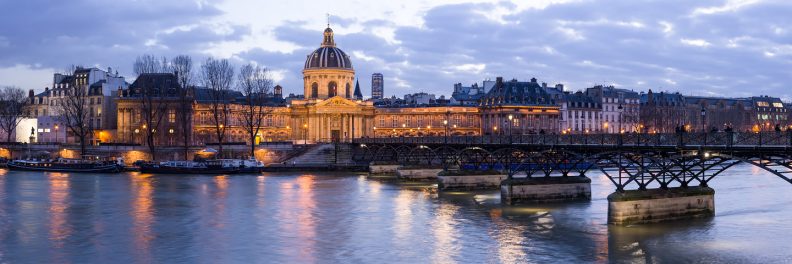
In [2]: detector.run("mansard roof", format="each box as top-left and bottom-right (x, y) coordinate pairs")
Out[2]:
(480, 78), (556, 106)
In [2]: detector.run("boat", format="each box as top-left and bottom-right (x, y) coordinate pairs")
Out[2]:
(138, 158), (264, 174)
(6, 157), (125, 173)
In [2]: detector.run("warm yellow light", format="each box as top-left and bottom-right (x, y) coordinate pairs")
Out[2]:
(303, 123), (308, 128)
(142, 124), (147, 129)
(493, 126), (498, 131)
(427, 126), (431, 129)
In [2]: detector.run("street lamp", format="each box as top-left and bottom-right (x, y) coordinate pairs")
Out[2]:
(617, 104), (623, 134)
(373, 126), (377, 139)
(508, 114), (513, 136)
(701, 106), (706, 133)
(54, 124), (59, 143)
(443, 119), (449, 143)
(303, 123), (308, 144)
(134, 128), (140, 145)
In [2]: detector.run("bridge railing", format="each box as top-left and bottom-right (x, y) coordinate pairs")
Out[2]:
(354, 131), (792, 147)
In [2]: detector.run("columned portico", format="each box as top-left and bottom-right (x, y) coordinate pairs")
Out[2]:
(290, 96), (374, 142)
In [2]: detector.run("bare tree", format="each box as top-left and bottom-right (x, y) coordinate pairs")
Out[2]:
(237, 64), (273, 158)
(170, 55), (194, 160)
(133, 54), (167, 76)
(133, 54), (172, 161)
(200, 57), (235, 157)
(58, 66), (93, 156)
(0, 86), (27, 143)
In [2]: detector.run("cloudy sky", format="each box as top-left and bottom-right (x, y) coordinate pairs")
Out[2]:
(1, 0), (790, 100)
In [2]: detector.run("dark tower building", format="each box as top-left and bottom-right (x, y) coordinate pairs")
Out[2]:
(371, 73), (383, 99)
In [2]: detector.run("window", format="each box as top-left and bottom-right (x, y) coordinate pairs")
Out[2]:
(417, 115), (423, 127)
(757, 102), (769, 107)
(379, 116), (385, 127)
(392, 116), (397, 127)
(168, 109), (176, 123)
(773, 102), (784, 108)
(311, 83), (319, 98)
(328, 81), (337, 97)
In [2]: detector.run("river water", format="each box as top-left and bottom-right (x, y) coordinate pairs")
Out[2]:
(0, 165), (791, 263)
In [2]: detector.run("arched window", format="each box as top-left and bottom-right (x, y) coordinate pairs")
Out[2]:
(345, 83), (351, 98)
(311, 83), (318, 98)
(328, 81), (337, 97)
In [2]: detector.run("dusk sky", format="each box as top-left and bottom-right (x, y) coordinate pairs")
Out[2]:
(1, 0), (790, 99)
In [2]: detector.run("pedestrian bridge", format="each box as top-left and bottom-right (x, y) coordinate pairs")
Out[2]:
(352, 132), (792, 191)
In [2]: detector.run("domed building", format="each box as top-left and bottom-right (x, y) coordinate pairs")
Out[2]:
(290, 26), (375, 143)
(303, 27), (356, 99)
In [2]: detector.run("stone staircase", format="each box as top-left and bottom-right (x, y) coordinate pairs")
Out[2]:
(282, 143), (356, 166)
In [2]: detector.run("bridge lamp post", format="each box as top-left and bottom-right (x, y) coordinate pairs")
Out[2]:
(54, 125), (59, 143)
(373, 127), (377, 139)
(701, 107), (707, 133)
(617, 104), (623, 134)
(443, 120), (448, 144)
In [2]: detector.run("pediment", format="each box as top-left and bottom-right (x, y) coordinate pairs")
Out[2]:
(314, 96), (360, 107)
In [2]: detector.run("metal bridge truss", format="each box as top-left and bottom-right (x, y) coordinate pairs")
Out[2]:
(353, 143), (792, 191)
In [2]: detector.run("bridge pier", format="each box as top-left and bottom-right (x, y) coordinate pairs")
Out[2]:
(500, 177), (591, 205)
(437, 171), (507, 191)
(395, 166), (443, 180)
(368, 161), (400, 176)
(607, 187), (715, 225)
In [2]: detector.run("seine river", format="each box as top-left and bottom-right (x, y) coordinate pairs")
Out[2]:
(1, 165), (791, 263)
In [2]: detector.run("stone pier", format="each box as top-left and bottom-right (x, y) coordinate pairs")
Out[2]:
(368, 162), (400, 175)
(396, 166), (443, 180)
(500, 176), (591, 204)
(608, 187), (715, 225)
(437, 171), (507, 191)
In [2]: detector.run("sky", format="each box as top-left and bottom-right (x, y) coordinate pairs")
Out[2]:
(0, 0), (790, 100)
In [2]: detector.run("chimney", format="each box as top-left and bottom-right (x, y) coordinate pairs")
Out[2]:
(28, 89), (34, 98)
(555, 84), (564, 91)
(542, 82), (547, 88)
(496, 77), (503, 86)
(530, 77), (537, 83)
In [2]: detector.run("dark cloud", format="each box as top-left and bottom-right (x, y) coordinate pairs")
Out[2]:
(0, 0), (232, 80)
(2, 0), (791, 99)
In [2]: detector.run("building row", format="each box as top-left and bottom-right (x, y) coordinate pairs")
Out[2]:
(15, 25), (791, 146)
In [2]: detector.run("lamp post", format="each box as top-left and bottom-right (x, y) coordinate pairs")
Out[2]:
(169, 128), (174, 146)
(508, 114), (513, 136)
(443, 119), (448, 144)
(54, 124), (59, 143)
(373, 127), (377, 139)
(701, 106), (706, 133)
(134, 128), (140, 145)
(617, 104), (623, 134)
(303, 123), (308, 145)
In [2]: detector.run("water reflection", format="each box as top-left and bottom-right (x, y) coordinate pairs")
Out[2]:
(47, 173), (70, 248)
(277, 175), (317, 263)
(0, 166), (790, 262)
(130, 173), (153, 263)
(431, 203), (459, 263)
